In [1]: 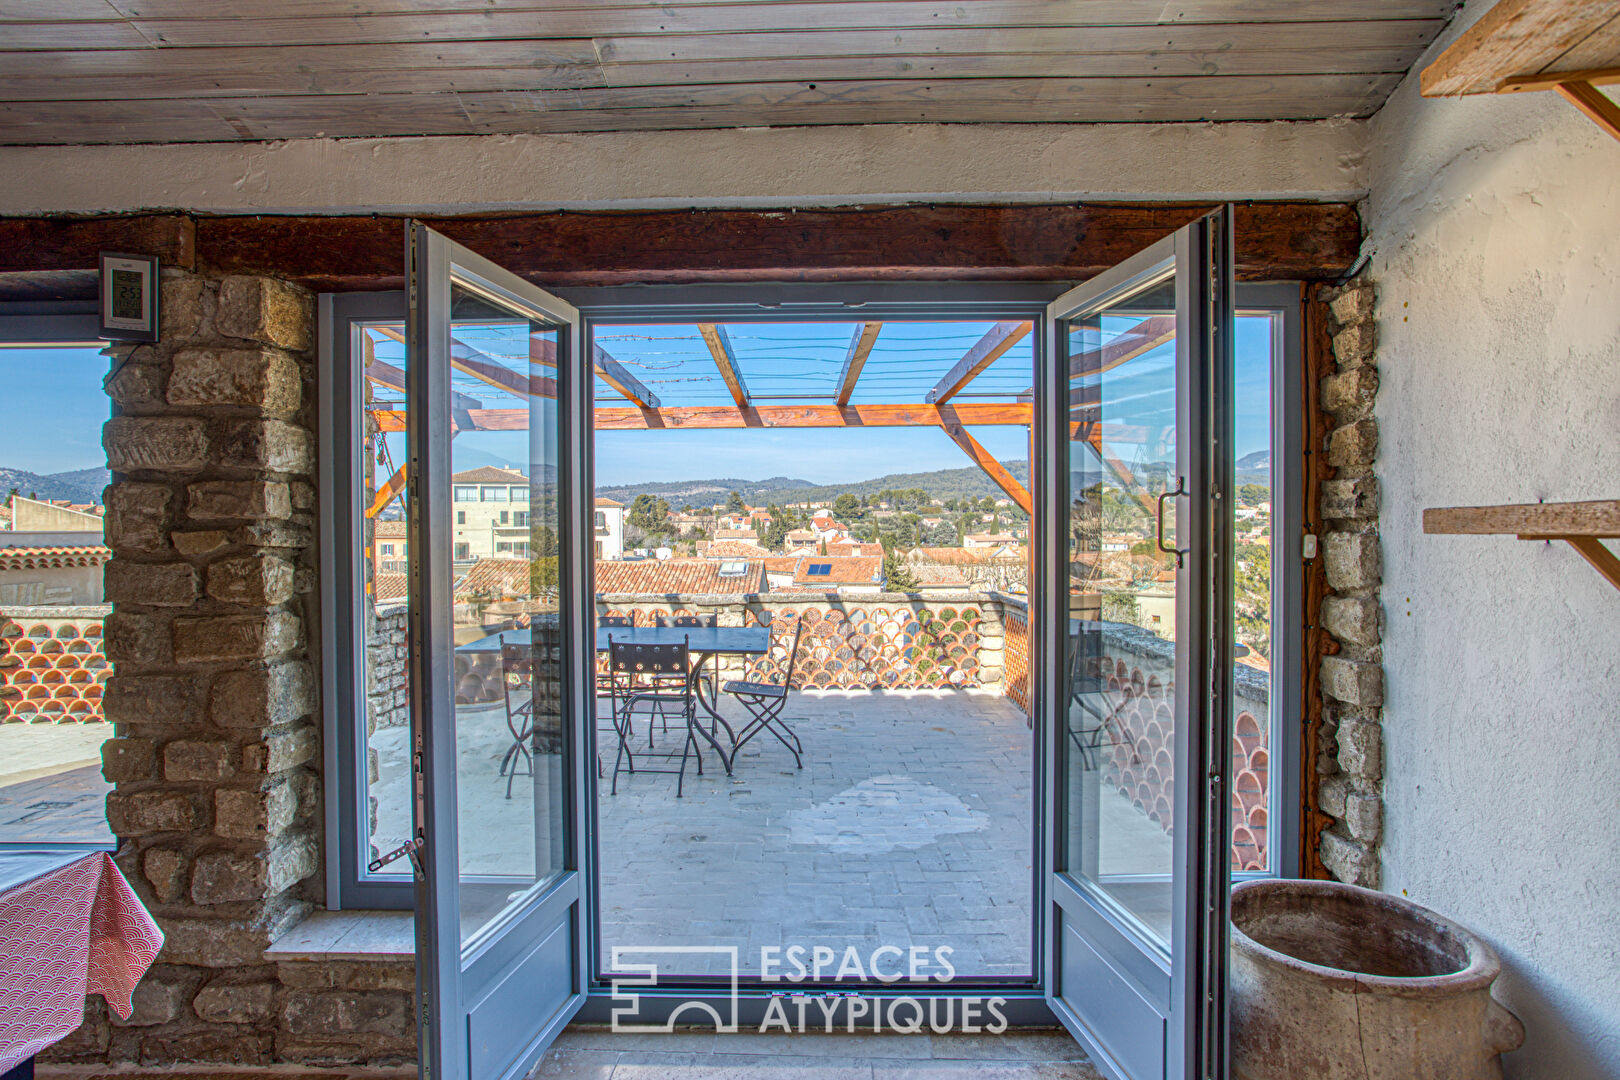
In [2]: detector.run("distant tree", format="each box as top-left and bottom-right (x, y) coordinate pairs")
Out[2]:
(882, 550), (918, 591)
(1101, 590), (1140, 625)
(529, 557), (559, 600)
(532, 524), (559, 558)
(726, 490), (746, 514)
(1239, 483), (1270, 506)
(978, 496), (996, 512)
(832, 492), (861, 518)
(923, 519), (959, 546)
(627, 494), (664, 533)
(5, 487), (16, 508)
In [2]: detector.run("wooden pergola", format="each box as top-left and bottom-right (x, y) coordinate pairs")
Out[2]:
(365, 319), (1128, 519)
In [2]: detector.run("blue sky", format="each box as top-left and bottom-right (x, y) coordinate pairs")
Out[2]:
(0, 346), (110, 474)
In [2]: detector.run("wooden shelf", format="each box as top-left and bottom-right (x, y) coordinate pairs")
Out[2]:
(1424, 499), (1620, 591)
(1421, 0), (1620, 144)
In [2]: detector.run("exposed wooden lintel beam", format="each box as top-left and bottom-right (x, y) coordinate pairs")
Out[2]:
(927, 321), (1031, 405)
(835, 322), (883, 407)
(696, 323), (750, 407)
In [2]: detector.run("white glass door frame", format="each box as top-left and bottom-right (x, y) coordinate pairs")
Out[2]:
(406, 222), (593, 1080)
(1036, 208), (1235, 1080)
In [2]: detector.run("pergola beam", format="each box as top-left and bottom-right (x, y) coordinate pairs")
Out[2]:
(940, 420), (1032, 515)
(372, 402), (1031, 433)
(835, 322), (883, 407)
(1069, 314), (1176, 378)
(927, 321), (1031, 405)
(371, 325), (555, 401)
(593, 345), (660, 408)
(696, 323), (750, 408)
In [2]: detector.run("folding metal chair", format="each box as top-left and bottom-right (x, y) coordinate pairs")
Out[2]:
(605, 634), (703, 796)
(1066, 625), (1128, 770)
(664, 613), (719, 701)
(721, 620), (805, 769)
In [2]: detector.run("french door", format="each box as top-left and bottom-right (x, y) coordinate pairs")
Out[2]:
(405, 223), (592, 1080)
(1040, 209), (1235, 1080)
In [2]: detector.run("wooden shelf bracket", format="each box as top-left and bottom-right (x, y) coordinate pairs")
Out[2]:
(1423, 499), (1620, 592)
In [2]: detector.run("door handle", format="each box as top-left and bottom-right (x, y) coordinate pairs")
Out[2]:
(1156, 478), (1188, 569)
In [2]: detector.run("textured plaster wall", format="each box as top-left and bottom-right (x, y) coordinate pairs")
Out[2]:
(0, 120), (1366, 215)
(1363, 4), (1620, 1077)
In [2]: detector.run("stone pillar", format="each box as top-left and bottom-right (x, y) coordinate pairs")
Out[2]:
(88, 273), (321, 1064)
(1313, 280), (1385, 887)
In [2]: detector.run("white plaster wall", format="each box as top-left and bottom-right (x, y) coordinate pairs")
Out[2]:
(1364, 3), (1620, 1076)
(0, 120), (1365, 215)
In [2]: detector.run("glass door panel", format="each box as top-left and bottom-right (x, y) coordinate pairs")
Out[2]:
(1043, 209), (1233, 1080)
(408, 223), (589, 1080)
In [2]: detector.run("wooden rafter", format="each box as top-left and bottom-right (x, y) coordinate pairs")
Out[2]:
(366, 465), (407, 519)
(835, 322), (883, 406)
(927, 321), (1031, 405)
(940, 420), (1032, 515)
(696, 323), (750, 408)
(592, 345), (660, 408)
(371, 325), (556, 400)
(373, 402), (1031, 434)
(1069, 314), (1177, 378)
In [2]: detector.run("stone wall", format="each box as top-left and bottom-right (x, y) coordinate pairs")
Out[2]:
(49, 272), (414, 1067)
(1312, 280), (1385, 887)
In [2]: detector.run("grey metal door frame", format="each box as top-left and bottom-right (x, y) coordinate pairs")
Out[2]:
(406, 222), (593, 1080)
(1036, 208), (1235, 1080)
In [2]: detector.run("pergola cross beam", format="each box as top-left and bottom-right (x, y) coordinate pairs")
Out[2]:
(697, 323), (750, 408)
(835, 322), (883, 407)
(927, 320), (1031, 405)
(940, 420), (1032, 515)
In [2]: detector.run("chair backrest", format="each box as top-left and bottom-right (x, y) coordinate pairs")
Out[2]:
(599, 613), (633, 627)
(666, 614), (717, 627)
(608, 633), (690, 676)
(775, 618), (806, 689)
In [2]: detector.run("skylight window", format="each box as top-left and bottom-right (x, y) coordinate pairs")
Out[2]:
(806, 563), (832, 576)
(717, 560), (748, 577)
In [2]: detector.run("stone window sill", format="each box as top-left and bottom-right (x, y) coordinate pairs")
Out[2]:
(265, 909), (415, 961)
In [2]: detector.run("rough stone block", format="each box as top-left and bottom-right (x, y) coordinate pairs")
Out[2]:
(164, 739), (236, 782)
(1322, 595), (1380, 646)
(1318, 774), (1351, 819)
(106, 790), (204, 835)
(104, 612), (173, 665)
(211, 662), (314, 729)
(207, 554), (296, 607)
(168, 347), (301, 416)
(1328, 283), (1375, 327)
(104, 416), (208, 472)
(161, 275), (211, 339)
(193, 979), (277, 1025)
(1321, 366), (1379, 417)
(1321, 655), (1383, 708)
(104, 674), (200, 727)
(1327, 418), (1378, 467)
(267, 832), (319, 894)
(101, 736), (156, 783)
(216, 276), (312, 352)
(232, 520), (312, 550)
(105, 483), (174, 555)
(143, 846), (187, 903)
(187, 480), (291, 521)
(173, 609), (301, 663)
(36, 998), (108, 1062)
(137, 1028), (273, 1066)
(1324, 531), (1381, 591)
(1320, 476), (1379, 520)
(1337, 716), (1384, 781)
(290, 481), (315, 511)
(1344, 791), (1383, 844)
(215, 783), (296, 840)
(171, 530), (230, 557)
(283, 989), (411, 1038)
(191, 848), (266, 904)
(111, 971), (192, 1027)
(215, 418), (315, 475)
(105, 357), (167, 411)
(1332, 321), (1376, 368)
(275, 960), (415, 992)
(1320, 829), (1379, 888)
(104, 560), (198, 607)
(158, 918), (272, 967)
(249, 723), (318, 774)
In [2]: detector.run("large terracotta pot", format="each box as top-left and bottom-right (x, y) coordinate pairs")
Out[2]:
(1230, 879), (1524, 1080)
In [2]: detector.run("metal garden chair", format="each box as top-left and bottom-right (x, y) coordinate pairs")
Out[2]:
(721, 619), (805, 769)
(497, 637), (536, 799)
(605, 634), (703, 796)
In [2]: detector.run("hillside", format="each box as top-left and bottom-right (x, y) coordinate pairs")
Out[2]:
(598, 462), (1031, 508)
(0, 466), (110, 506)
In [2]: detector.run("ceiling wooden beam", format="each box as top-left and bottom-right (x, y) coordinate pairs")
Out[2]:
(1555, 79), (1620, 142)
(926, 321), (1032, 405)
(1421, 0), (1620, 97)
(834, 322), (883, 407)
(939, 419), (1033, 515)
(696, 322), (750, 408)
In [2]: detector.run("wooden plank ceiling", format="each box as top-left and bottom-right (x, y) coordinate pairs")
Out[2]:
(0, 0), (1457, 145)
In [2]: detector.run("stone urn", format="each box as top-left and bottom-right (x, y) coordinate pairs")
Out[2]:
(1230, 879), (1524, 1080)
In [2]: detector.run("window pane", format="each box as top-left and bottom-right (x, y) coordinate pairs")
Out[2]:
(482, 485), (507, 502)
(0, 345), (115, 845)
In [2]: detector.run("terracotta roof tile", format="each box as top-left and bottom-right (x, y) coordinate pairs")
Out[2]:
(374, 571), (408, 602)
(451, 466), (526, 483)
(703, 540), (772, 559)
(455, 558), (531, 600)
(0, 544), (111, 570)
(374, 520), (408, 538)
(908, 547), (987, 566)
(596, 558), (764, 595)
(793, 556), (882, 586)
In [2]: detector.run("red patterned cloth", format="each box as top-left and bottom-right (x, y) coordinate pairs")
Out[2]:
(0, 852), (163, 1072)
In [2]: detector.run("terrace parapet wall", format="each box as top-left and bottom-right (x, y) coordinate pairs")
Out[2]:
(51, 272), (415, 1068)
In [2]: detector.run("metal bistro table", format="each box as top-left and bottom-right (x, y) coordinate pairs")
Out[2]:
(462, 624), (771, 774)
